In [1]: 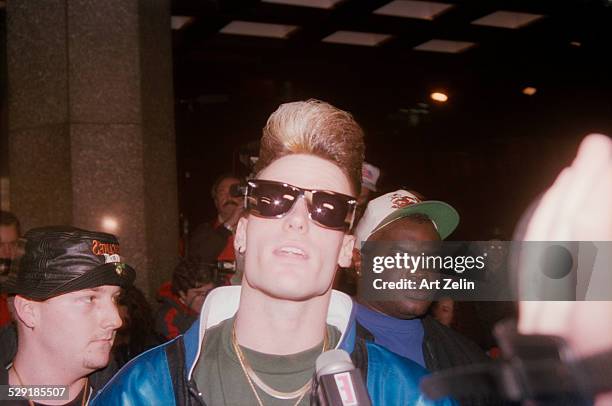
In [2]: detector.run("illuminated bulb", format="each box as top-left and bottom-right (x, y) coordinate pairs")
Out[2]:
(430, 92), (448, 103)
(522, 87), (537, 96)
(570, 41), (581, 47)
(101, 216), (119, 232)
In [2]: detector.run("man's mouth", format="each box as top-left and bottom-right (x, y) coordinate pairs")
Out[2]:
(274, 246), (309, 259)
(91, 338), (114, 350)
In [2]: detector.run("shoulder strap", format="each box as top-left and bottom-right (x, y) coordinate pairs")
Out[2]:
(165, 336), (189, 406)
(350, 337), (369, 383)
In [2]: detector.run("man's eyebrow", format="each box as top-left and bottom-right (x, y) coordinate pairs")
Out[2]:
(79, 287), (101, 294)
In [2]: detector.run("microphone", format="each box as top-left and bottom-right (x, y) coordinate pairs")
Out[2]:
(313, 349), (371, 406)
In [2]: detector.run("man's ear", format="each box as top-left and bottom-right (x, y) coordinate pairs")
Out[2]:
(338, 235), (355, 268)
(234, 216), (248, 255)
(13, 295), (38, 329)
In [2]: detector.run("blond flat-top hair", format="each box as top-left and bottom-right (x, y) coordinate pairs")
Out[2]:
(256, 99), (365, 196)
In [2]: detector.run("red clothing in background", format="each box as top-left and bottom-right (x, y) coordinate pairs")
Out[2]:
(0, 295), (11, 327)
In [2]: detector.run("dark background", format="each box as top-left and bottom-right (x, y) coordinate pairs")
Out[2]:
(170, 0), (612, 240)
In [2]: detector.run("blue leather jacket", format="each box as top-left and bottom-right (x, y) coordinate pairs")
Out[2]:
(92, 287), (455, 406)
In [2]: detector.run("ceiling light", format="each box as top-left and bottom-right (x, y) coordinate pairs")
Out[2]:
(430, 92), (448, 102)
(374, 0), (454, 20)
(570, 41), (582, 47)
(414, 39), (475, 53)
(261, 0), (344, 9)
(471, 11), (544, 29)
(522, 87), (537, 96)
(101, 216), (119, 233)
(322, 31), (392, 46)
(220, 21), (298, 39)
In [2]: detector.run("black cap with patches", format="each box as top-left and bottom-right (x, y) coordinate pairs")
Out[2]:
(3, 226), (135, 301)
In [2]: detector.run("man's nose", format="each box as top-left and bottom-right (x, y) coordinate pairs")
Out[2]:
(101, 299), (123, 330)
(283, 198), (309, 233)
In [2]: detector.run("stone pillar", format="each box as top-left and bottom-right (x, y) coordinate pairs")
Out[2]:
(6, 0), (178, 297)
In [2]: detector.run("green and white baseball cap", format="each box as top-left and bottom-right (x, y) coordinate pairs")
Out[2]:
(354, 190), (460, 245)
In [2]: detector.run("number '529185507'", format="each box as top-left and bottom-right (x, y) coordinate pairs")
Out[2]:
(5, 385), (68, 400)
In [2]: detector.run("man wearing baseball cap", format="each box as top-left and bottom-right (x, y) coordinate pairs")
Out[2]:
(1, 226), (135, 405)
(353, 191), (488, 380)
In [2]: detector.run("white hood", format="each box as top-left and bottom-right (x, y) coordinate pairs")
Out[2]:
(187, 285), (354, 380)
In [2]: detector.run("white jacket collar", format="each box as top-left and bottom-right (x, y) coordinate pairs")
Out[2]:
(187, 285), (354, 380)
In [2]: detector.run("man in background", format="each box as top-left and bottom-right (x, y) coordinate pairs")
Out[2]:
(354, 190), (488, 371)
(155, 257), (218, 340)
(189, 174), (243, 281)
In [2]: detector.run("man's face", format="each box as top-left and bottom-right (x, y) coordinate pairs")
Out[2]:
(33, 285), (122, 372)
(236, 154), (355, 301)
(366, 217), (441, 319)
(0, 224), (19, 260)
(214, 177), (241, 221)
(179, 282), (215, 313)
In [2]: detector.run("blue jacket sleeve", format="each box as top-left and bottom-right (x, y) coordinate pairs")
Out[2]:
(365, 342), (457, 406)
(90, 343), (177, 406)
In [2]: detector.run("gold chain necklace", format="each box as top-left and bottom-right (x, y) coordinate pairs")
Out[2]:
(231, 320), (329, 406)
(11, 364), (89, 406)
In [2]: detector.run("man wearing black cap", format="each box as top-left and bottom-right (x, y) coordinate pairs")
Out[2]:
(1, 226), (135, 405)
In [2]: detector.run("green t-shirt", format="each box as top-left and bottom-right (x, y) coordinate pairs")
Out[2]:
(192, 317), (341, 406)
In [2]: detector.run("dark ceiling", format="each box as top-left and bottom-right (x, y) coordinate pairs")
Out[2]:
(170, 0), (612, 238)
(171, 0), (612, 104)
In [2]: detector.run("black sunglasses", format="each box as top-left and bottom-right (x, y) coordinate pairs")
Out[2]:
(245, 179), (357, 231)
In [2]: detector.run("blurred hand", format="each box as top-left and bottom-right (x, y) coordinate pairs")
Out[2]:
(519, 134), (612, 360)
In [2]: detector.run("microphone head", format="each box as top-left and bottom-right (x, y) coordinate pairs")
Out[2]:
(316, 349), (355, 378)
